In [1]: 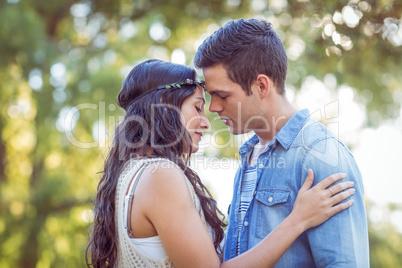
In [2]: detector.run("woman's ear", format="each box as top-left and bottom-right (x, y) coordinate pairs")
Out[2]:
(256, 74), (271, 99)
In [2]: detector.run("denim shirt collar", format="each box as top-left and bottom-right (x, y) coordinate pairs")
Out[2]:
(238, 109), (310, 157)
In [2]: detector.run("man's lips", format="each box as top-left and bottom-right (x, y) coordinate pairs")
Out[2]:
(219, 116), (231, 126)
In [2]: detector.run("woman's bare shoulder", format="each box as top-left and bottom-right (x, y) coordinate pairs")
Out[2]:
(136, 159), (189, 199)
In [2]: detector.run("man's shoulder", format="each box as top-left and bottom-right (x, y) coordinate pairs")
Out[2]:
(291, 118), (359, 170)
(292, 117), (342, 148)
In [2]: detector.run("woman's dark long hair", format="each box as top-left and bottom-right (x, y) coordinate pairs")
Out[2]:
(86, 59), (226, 267)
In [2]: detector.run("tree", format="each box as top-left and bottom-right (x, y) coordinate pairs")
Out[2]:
(0, 0), (401, 266)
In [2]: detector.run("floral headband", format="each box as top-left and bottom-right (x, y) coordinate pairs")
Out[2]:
(155, 79), (205, 90)
(129, 79), (205, 104)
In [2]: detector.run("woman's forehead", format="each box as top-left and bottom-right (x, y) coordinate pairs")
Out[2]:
(194, 86), (206, 97)
(185, 86), (205, 104)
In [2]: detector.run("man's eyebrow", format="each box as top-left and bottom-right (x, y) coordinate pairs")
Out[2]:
(207, 89), (228, 96)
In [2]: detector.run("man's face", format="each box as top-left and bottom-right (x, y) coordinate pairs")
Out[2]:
(203, 64), (260, 135)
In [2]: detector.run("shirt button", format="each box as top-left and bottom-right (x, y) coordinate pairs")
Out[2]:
(253, 191), (257, 196)
(268, 196), (273, 203)
(258, 163), (264, 169)
(244, 221), (249, 227)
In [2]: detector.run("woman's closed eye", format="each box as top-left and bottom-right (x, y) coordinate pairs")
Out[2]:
(195, 103), (205, 113)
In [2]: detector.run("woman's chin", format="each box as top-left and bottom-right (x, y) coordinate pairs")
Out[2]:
(191, 145), (199, 154)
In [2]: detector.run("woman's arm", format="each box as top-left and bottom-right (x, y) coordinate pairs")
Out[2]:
(134, 162), (221, 267)
(134, 164), (353, 268)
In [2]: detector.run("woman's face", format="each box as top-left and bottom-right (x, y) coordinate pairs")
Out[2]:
(180, 86), (210, 153)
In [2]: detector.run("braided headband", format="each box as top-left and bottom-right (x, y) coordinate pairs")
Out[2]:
(130, 79), (205, 103)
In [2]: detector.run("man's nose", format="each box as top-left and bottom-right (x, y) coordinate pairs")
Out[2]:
(209, 97), (223, 113)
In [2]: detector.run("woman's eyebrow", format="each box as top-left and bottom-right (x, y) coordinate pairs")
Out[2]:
(196, 97), (206, 105)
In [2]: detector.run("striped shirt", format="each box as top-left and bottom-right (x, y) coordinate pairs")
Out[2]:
(237, 164), (257, 255)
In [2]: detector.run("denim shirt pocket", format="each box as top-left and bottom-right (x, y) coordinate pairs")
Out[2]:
(254, 188), (291, 239)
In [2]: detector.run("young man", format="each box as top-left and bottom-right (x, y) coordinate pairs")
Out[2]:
(194, 18), (369, 267)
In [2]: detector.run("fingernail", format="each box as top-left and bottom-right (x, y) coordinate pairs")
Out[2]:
(350, 182), (354, 186)
(351, 189), (355, 193)
(340, 173), (347, 177)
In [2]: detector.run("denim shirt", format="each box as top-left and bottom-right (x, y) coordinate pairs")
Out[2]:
(224, 109), (369, 267)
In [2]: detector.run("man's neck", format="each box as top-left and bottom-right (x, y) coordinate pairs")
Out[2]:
(254, 97), (297, 144)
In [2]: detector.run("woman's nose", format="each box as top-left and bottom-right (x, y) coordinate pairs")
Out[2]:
(200, 113), (210, 130)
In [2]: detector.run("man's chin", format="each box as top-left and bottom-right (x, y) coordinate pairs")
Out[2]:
(227, 126), (244, 135)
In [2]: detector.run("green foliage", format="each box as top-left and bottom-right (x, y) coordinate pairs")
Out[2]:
(0, 0), (401, 267)
(367, 200), (402, 267)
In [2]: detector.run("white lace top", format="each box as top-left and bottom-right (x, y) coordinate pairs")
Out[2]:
(115, 158), (215, 267)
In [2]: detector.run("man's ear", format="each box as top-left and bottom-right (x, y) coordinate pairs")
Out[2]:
(256, 74), (271, 99)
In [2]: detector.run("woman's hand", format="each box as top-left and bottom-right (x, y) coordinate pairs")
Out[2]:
(290, 169), (355, 231)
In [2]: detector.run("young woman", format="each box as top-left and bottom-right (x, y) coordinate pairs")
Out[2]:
(86, 59), (355, 267)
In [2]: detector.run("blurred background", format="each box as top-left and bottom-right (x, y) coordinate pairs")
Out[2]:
(0, 0), (401, 267)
